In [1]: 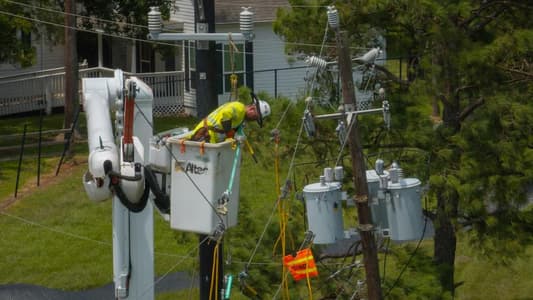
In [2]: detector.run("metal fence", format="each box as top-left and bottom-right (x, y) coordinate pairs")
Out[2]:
(0, 57), (408, 118)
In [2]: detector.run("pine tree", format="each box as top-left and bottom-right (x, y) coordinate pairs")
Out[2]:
(274, 0), (533, 296)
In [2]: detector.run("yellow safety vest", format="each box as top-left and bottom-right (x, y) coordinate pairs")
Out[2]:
(190, 102), (246, 143)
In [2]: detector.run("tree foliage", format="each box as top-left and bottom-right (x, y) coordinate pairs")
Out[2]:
(0, 0), (172, 67)
(77, 0), (173, 37)
(0, 0), (63, 67)
(274, 0), (533, 296)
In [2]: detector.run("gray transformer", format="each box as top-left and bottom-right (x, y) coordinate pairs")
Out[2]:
(367, 161), (433, 242)
(386, 178), (426, 242)
(303, 180), (345, 244)
(366, 170), (390, 236)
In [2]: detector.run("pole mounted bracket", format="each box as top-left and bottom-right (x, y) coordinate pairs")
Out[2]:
(354, 194), (368, 203)
(147, 6), (254, 42)
(358, 224), (374, 232)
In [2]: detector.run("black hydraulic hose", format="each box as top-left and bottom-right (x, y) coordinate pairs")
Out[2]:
(112, 178), (150, 213)
(104, 160), (149, 213)
(108, 170), (143, 182)
(144, 165), (170, 214)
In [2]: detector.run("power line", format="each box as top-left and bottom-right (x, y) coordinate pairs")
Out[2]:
(218, 4), (328, 9)
(0, 9), (336, 59)
(0, 210), (110, 246)
(3, 0), (147, 30)
(0, 10), (180, 48)
(0, 3), (371, 53)
(0, 205), (352, 268)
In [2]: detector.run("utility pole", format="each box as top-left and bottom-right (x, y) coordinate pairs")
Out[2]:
(329, 9), (383, 300)
(194, 1), (223, 299)
(199, 235), (223, 300)
(194, 0), (218, 118)
(64, 0), (78, 140)
(147, 6), (254, 299)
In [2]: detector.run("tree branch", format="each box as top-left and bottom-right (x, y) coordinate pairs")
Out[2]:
(455, 85), (478, 95)
(458, 97), (485, 122)
(498, 66), (533, 80)
(373, 64), (410, 87)
(461, 0), (532, 29)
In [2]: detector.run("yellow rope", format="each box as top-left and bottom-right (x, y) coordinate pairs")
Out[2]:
(305, 255), (313, 300)
(228, 35), (240, 102)
(270, 133), (290, 299)
(209, 241), (220, 300)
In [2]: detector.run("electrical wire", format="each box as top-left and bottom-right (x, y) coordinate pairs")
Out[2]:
(217, 3), (330, 9)
(381, 237), (391, 284)
(0, 10), (180, 48)
(6, 0), (332, 27)
(247, 17), (331, 300)
(0, 203), (207, 256)
(141, 234), (211, 298)
(0, 4), (371, 54)
(271, 235), (315, 299)
(382, 217), (429, 298)
(244, 196), (281, 269)
(3, 0), (148, 31)
(2, 5), (388, 297)
(0, 7), (368, 71)
(5, 0), (369, 45)
(0, 201), (350, 269)
(334, 110), (357, 167)
(0, 210), (110, 246)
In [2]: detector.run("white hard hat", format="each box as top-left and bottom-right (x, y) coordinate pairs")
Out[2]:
(251, 93), (271, 127)
(258, 100), (271, 118)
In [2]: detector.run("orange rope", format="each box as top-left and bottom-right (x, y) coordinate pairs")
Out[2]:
(180, 139), (186, 153)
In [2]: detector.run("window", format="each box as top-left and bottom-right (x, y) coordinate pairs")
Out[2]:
(18, 29), (31, 48)
(139, 42), (154, 72)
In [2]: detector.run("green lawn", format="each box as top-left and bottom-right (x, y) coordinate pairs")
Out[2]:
(1, 112), (532, 299)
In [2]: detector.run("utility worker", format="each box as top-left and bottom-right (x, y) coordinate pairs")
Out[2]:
(188, 93), (271, 143)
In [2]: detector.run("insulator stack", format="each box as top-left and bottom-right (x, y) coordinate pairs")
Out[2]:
(375, 159), (384, 175)
(389, 161), (403, 183)
(327, 6), (339, 29)
(240, 7), (254, 37)
(148, 7), (162, 35)
(305, 56), (328, 69)
(334, 166), (344, 181)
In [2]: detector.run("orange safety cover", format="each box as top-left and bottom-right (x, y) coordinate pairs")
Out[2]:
(283, 248), (318, 281)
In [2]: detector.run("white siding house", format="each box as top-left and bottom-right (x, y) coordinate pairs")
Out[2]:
(0, 33), (65, 77)
(0, 0), (314, 116)
(214, 0), (308, 104)
(171, 0), (308, 109)
(173, 0), (196, 112)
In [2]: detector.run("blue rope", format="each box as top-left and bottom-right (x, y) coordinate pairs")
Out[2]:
(224, 275), (233, 299)
(226, 128), (244, 194)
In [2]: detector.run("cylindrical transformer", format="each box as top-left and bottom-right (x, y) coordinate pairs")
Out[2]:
(367, 170), (390, 236)
(386, 178), (427, 242)
(303, 181), (344, 244)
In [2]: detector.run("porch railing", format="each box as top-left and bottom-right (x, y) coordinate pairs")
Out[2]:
(0, 67), (186, 117)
